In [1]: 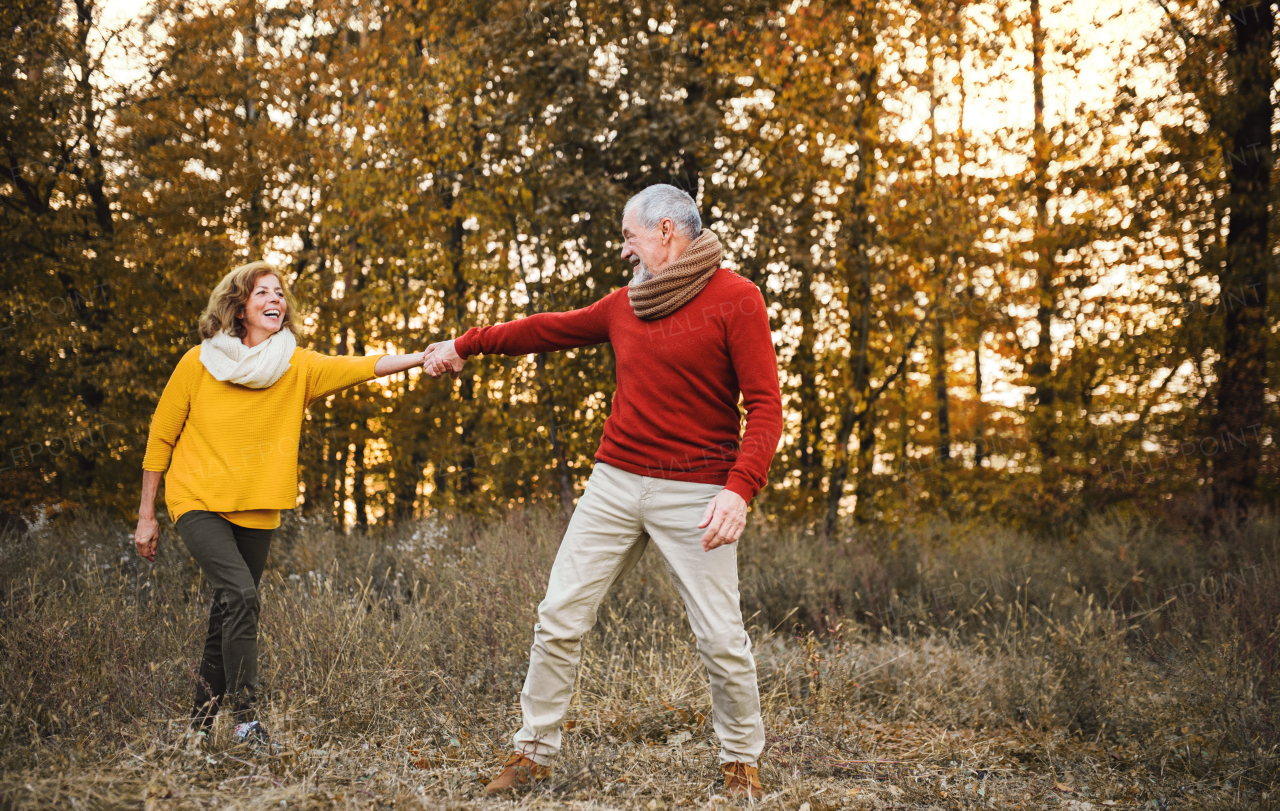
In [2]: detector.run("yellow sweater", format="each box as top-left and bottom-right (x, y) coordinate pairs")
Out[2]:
(142, 346), (384, 529)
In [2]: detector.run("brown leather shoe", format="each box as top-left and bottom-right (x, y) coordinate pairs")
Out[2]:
(721, 761), (763, 800)
(484, 751), (550, 794)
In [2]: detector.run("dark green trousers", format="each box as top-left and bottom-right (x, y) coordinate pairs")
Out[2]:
(176, 510), (274, 727)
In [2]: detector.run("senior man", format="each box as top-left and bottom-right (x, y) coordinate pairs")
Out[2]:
(423, 184), (782, 799)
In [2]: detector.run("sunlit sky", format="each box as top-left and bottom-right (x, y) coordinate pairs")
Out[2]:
(94, 0), (1165, 122)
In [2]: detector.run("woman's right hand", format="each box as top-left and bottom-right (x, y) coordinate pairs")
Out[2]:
(135, 470), (164, 562)
(134, 514), (159, 562)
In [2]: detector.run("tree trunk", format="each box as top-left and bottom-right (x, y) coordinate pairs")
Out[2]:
(822, 2), (881, 539)
(796, 259), (821, 495)
(956, 29), (983, 472)
(392, 444), (426, 522)
(824, 233), (874, 537)
(1028, 0), (1057, 461)
(971, 282), (986, 468)
(926, 51), (951, 496)
(353, 328), (368, 531)
(931, 310), (952, 463)
(534, 352), (575, 518)
(1212, 0), (1273, 508)
(851, 411), (877, 523)
(543, 379), (575, 518)
(353, 436), (368, 530)
(241, 0), (265, 255)
(332, 327), (351, 529)
(510, 209), (576, 518)
(443, 205), (478, 497)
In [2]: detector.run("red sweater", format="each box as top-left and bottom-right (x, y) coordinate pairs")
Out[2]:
(454, 268), (783, 502)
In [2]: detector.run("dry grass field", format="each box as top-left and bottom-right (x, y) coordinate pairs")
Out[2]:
(1, 506), (1277, 811)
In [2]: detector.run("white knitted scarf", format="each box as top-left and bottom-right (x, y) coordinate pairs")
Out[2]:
(199, 329), (297, 389)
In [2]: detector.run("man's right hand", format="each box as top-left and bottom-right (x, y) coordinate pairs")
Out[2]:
(423, 339), (466, 379)
(134, 514), (159, 562)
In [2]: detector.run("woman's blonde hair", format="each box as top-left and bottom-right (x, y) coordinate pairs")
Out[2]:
(198, 261), (300, 340)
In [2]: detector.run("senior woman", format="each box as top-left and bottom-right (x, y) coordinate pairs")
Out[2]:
(133, 261), (428, 749)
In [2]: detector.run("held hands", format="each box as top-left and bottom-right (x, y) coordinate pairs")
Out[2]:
(699, 488), (748, 552)
(134, 514), (159, 562)
(422, 339), (465, 379)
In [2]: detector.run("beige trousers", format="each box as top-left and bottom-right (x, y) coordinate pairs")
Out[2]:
(514, 462), (765, 766)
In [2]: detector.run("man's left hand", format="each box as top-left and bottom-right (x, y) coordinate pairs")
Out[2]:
(698, 489), (748, 552)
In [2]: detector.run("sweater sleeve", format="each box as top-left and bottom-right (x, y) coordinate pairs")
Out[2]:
(723, 283), (783, 503)
(303, 351), (385, 405)
(142, 349), (198, 472)
(454, 292), (614, 358)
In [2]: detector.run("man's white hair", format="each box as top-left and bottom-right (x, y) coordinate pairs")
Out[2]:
(623, 184), (702, 239)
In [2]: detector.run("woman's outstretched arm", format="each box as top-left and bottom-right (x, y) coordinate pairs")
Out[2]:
(306, 349), (428, 405)
(373, 351), (426, 377)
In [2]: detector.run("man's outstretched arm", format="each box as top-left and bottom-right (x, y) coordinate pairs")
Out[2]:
(424, 294), (615, 378)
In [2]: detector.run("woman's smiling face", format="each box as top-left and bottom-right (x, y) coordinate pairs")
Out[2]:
(240, 273), (286, 337)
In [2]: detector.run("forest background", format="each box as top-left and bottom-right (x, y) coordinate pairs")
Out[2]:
(2, 0), (1276, 535)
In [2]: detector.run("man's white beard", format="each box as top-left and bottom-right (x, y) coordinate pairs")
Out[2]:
(629, 261), (653, 286)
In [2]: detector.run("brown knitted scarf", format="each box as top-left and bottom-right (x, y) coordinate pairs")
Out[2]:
(628, 230), (724, 321)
